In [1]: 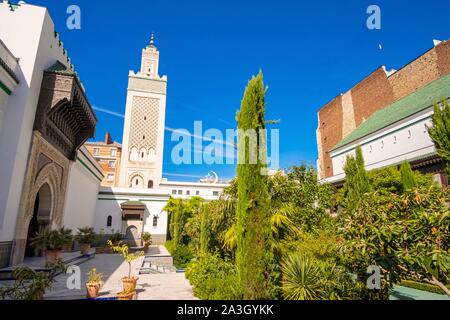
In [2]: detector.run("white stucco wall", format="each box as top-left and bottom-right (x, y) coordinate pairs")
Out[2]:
(326, 107), (435, 183)
(95, 187), (170, 238)
(159, 181), (229, 200)
(0, 3), (73, 241)
(63, 147), (104, 233)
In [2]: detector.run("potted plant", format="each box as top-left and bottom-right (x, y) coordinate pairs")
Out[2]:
(86, 268), (103, 299)
(141, 232), (152, 252)
(76, 227), (97, 255)
(107, 240), (144, 293)
(108, 231), (122, 245)
(30, 229), (72, 264)
(60, 227), (73, 252)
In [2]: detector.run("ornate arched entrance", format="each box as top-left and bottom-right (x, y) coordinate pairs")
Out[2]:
(11, 140), (69, 266)
(24, 183), (53, 257)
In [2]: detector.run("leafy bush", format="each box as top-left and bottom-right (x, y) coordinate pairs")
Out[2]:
(400, 280), (450, 295)
(280, 253), (368, 300)
(340, 186), (450, 298)
(31, 228), (73, 251)
(142, 232), (152, 247)
(164, 240), (175, 254)
(76, 227), (97, 245)
(186, 254), (241, 300)
(172, 245), (194, 269)
(108, 231), (122, 244)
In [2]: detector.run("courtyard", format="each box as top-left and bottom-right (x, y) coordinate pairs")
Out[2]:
(0, 246), (196, 300)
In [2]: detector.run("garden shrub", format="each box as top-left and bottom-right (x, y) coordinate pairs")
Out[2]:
(400, 280), (450, 295)
(172, 245), (193, 269)
(186, 254), (241, 300)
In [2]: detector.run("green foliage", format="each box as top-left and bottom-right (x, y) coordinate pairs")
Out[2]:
(281, 253), (364, 300)
(235, 71), (273, 299)
(400, 279), (450, 295)
(172, 245), (194, 269)
(339, 185), (450, 298)
(30, 228), (73, 252)
(428, 99), (450, 177)
(76, 227), (97, 245)
(107, 240), (144, 278)
(164, 239), (175, 254)
(165, 197), (204, 247)
(186, 254), (241, 300)
(141, 232), (152, 247)
(108, 231), (122, 244)
(0, 262), (66, 300)
(400, 161), (416, 191)
(199, 203), (211, 254)
(166, 240), (194, 268)
(341, 146), (370, 212)
(87, 268), (103, 284)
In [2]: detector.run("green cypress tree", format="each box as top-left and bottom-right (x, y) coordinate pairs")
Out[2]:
(235, 71), (273, 299)
(343, 146), (370, 212)
(199, 204), (210, 255)
(428, 99), (450, 177)
(172, 200), (185, 248)
(400, 161), (416, 191)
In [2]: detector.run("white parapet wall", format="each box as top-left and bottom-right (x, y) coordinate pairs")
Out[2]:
(63, 146), (105, 233)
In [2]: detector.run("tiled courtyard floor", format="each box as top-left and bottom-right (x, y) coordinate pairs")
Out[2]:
(44, 253), (197, 300)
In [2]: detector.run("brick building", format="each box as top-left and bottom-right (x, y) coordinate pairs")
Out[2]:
(316, 39), (450, 185)
(85, 132), (122, 187)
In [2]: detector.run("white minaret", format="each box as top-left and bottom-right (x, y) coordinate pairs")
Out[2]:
(119, 34), (167, 189)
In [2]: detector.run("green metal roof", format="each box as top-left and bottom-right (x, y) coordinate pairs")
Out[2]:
(332, 73), (450, 151)
(46, 61), (74, 74)
(121, 201), (146, 207)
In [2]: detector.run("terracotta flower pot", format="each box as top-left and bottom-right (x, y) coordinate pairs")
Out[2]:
(117, 291), (135, 300)
(45, 250), (62, 264)
(121, 277), (138, 293)
(86, 282), (101, 299)
(80, 243), (91, 255)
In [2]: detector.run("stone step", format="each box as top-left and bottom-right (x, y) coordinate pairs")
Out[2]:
(0, 252), (95, 281)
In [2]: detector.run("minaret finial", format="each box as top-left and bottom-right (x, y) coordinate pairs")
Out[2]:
(149, 32), (155, 47)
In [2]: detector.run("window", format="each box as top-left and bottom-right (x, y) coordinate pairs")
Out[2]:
(178, 190), (183, 195)
(107, 174), (114, 182)
(141, 152), (145, 158)
(93, 148), (100, 156)
(107, 215), (112, 227)
(172, 190), (177, 195)
(108, 160), (115, 168)
(110, 148), (117, 157)
(148, 180), (153, 189)
(135, 179), (139, 186)
(186, 190), (190, 195)
(153, 215), (158, 227)
(196, 190), (200, 196)
(213, 191), (219, 196)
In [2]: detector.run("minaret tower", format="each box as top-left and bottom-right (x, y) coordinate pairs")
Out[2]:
(119, 34), (167, 188)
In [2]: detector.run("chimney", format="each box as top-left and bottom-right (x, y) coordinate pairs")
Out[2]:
(105, 132), (113, 144)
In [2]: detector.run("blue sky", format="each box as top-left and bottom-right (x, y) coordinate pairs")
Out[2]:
(42, 0), (450, 181)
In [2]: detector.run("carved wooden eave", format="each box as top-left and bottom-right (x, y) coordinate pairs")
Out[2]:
(120, 201), (145, 221)
(33, 61), (97, 160)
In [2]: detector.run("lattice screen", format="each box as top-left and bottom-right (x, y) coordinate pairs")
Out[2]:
(129, 96), (160, 150)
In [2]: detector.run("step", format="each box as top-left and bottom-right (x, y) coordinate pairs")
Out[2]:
(0, 251), (95, 281)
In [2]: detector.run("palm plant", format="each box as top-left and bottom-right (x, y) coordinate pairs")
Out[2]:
(76, 227), (97, 245)
(281, 253), (325, 300)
